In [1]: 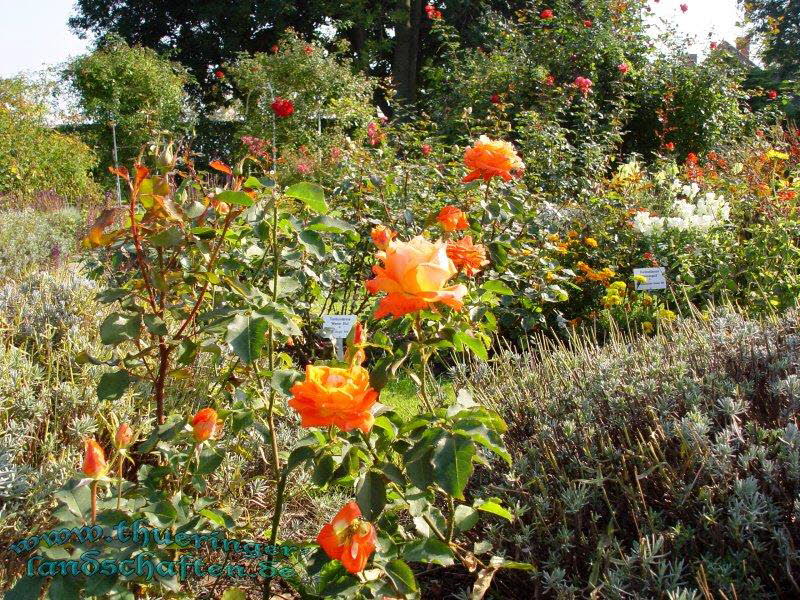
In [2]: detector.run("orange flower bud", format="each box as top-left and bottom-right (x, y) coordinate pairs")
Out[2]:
(317, 502), (377, 574)
(115, 424), (133, 449)
(370, 225), (397, 250)
(192, 408), (221, 442)
(82, 439), (108, 479)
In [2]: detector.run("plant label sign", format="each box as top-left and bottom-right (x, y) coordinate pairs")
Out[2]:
(633, 267), (667, 291)
(321, 314), (357, 359)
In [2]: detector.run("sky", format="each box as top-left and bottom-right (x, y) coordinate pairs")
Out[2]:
(0, 0), (748, 79)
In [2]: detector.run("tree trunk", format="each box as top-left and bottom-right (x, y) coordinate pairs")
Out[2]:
(392, 0), (423, 104)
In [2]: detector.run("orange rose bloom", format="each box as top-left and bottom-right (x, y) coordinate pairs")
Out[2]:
(289, 365), (377, 433)
(462, 135), (524, 183)
(437, 205), (468, 232)
(365, 236), (467, 319)
(192, 408), (221, 442)
(115, 424), (133, 449)
(82, 439), (108, 479)
(370, 225), (397, 250)
(317, 502), (377, 574)
(446, 236), (489, 276)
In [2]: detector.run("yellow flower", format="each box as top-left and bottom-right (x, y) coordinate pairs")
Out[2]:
(633, 275), (647, 284)
(610, 281), (626, 292)
(567, 230), (579, 239)
(601, 293), (623, 308)
(546, 233), (560, 243)
(642, 321), (654, 334)
(601, 268), (616, 278)
(656, 308), (676, 321)
(584, 237), (598, 248)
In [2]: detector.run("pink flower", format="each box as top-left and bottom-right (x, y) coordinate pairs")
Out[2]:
(680, 3), (688, 13)
(540, 8), (554, 19)
(618, 63), (629, 74)
(421, 144), (432, 156)
(271, 45), (279, 53)
(710, 41), (718, 50)
(574, 76), (593, 95)
(545, 74), (556, 86)
(330, 147), (342, 162)
(424, 4), (443, 19)
(297, 162), (312, 175)
(367, 122), (384, 147)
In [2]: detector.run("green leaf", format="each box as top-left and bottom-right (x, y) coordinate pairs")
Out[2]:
(143, 314), (169, 336)
(355, 471), (386, 521)
(199, 509), (235, 529)
(431, 434), (475, 500)
(384, 559), (418, 595)
(97, 370), (135, 402)
(403, 538), (455, 566)
(95, 288), (129, 303)
(143, 500), (178, 527)
(48, 576), (82, 600)
(298, 229), (326, 258)
(4, 576), (45, 600)
(475, 498), (514, 522)
(149, 226), (183, 247)
(460, 333), (488, 361)
(305, 215), (355, 234)
(196, 448), (224, 474)
(225, 314), (269, 364)
(454, 504), (479, 531)
(256, 304), (302, 337)
(481, 280), (514, 295)
(403, 443), (434, 490)
(100, 312), (141, 345)
(217, 190), (254, 207)
(284, 182), (327, 213)
(286, 446), (315, 473)
(271, 369), (302, 395)
(312, 455), (335, 486)
(221, 589), (247, 600)
(243, 176), (263, 189)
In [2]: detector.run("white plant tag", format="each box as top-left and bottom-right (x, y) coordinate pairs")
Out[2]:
(633, 267), (667, 291)
(321, 315), (357, 360)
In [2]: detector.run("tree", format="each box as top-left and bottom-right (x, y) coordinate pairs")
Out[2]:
(65, 35), (191, 169)
(740, 0), (800, 77)
(68, 0), (531, 110)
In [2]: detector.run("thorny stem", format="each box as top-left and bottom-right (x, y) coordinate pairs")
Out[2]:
(414, 315), (435, 413)
(116, 457), (123, 510)
(90, 480), (98, 525)
(175, 444), (198, 494)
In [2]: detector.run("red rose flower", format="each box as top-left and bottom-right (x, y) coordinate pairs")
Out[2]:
(545, 74), (556, 86)
(490, 93), (501, 104)
(680, 3), (688, 12)
(421, 144), (432, 156)
(664, 142), (675, 151)
(767, 89), (778, 100)
(214, 69), (225, 79)
(710, 41), (718, 50)
(271, 97), (295, 117)
(618, 63), (629, 74)
(540, 8), (554, 19)
(271, 45), (279, 53)
(583, 20), (593, 28)
(304, 45), (314, 55)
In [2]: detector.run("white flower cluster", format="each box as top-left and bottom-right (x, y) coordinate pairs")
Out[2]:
(633, 181), (730, 236)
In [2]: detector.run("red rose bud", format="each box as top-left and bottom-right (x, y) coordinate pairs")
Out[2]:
(192, 408), (221, 442)
(490, 93), (501, 104)
(215, 69), (225, 79)
(618, 63), (629, 74)
(768, 90), (778, 100)
(115, 424), (133, 449)
(540, 9), (554, 19)
(82, 439), (107, 479)
(421, 144), (432, 156)
(583, 20), (593, 28)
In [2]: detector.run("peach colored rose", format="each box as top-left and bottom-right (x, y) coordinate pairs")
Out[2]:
(192, 408), (221, 442)
(289, 365), (377, 433)
(462, 136), (524, 183)
(365, 236), (467, 318)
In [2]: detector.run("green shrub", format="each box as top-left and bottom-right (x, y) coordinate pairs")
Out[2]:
(0, 208), (83, 281)
(455, 310), (800, 598)
(0, 78), (99, 203)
